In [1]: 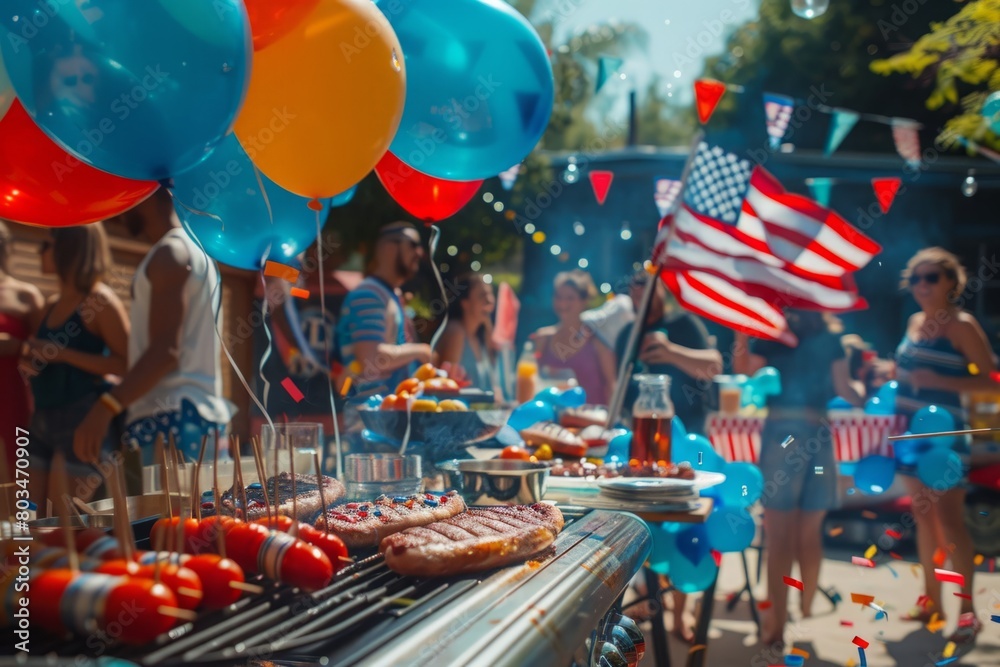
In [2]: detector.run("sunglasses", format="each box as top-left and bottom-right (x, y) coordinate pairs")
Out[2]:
(908, 271), (942, 287)
(391, 237), (420, 250)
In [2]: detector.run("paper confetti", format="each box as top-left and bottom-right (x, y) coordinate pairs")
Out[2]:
(290, 287), (310, 299)
(851, 593), (875, 606)
(968, 362), (980, 375)
(864, 545), (878, 559)
(858, 646), (868, 667)
(912, 565), (921, 578)
(974, 554), (984, 566)
(927, 620), (946, 633)
(889, 551), (903, 560)
(852, 557), (876, 568)
(869, 602), (888, 619)
(954, 593), (972, 600)
(790, 648), (810, 658)
(934, 569), (965, 587)
(783, 656), (805, 667)
(885, 529), (902, 540)
(784, 576), (804, 591)
(840, 620), (854, 627)
(861, 511), (877, 520)
(829, 527), (844, 537)
(887, 564), (898, 578)
(281, 377), (304, 402)
(942, 641), (957, 658)
(852, 636), (870, 649)
(935, 659), (957, 666)
(340, 376), (353, 396)
(845, 660), (857, 667)
(264, 261), (300, 282)
(991, 614), (1000, 623)
(933, 548), (947, 567)
(758, 600), (772, 610)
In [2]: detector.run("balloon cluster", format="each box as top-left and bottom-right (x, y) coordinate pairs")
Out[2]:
(0, 0), (552, 265)
(719, 368), (782, 411)
(507, 386), (587, 431)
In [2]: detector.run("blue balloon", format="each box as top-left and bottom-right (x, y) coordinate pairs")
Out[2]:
(751, 366), (782, 395)
(0, 0), (252, 181)
(507, 400), (555, 431)
(672, 416), (687, 441)
(853, 455), (896, 495)
(916, 447), (963, 490)
(910, 405), (956, 447)
(606, 430), (632, 461)
(674, 433), (726, 472)
(173, 134), (330, 270)
(675, 524), (711, 566)
(533, 387), (562, 406)
(718, 462), (764, 508)
(555, 386), (587, 408)
(366, 394), (385, 409)
(381, 0), (554, 181)
(864, 395), (895, 415)
(876, 380), (898, 407)
(668, 550), (718, 593)
(705, 506), (756, 553)
(893, 435), (930, 467)
(330, 186), (357, 207)
(648, 523), (677, 575)
(827, 396), (854, 411)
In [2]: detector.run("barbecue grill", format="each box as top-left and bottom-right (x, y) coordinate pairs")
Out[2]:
(14, 506), (651, 667)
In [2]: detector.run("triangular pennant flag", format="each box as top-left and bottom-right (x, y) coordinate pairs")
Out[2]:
(891, 119), (921, 167)
(653, 177), (682, 218)
(806, 177), (833, 207)
(825, 109), (860, 156)
(763, 93), (795, 150)
(499, 164), (521, 191)
(589, 170), (614, 205)
(872, 177), (902, 214)
(596, 56), (624, 93)
(694, 79), (727, 124)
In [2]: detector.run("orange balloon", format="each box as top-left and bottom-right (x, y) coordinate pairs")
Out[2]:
(243, 0), (319, 51)
(235, 0), (406, 199)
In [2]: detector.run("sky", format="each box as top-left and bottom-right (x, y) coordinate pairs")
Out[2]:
(542, 0), (761, 110)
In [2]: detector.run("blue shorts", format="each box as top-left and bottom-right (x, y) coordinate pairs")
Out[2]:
(758, 418), (838, 512)
(30, 393), (114, 478)
(126, 399), (226, 465)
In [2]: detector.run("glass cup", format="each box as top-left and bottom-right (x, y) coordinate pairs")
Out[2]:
(714, 374), (747, 414)
(261, 423), (324, 478)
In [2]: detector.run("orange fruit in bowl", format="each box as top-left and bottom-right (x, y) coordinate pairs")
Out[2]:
(414, 363), (438, 381)
(499, 446), (532, 461)
(411, 398), (439, 412)
(395, 378), (424, 395)
(437, 399), (469, 412)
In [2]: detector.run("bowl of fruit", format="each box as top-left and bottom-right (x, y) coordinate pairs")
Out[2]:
(358, 364), (511, 449)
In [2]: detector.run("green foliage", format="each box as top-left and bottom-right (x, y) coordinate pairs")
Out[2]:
(872, 0), (1000, 150)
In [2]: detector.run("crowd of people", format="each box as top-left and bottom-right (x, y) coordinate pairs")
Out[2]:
(1, 205), (996, 646)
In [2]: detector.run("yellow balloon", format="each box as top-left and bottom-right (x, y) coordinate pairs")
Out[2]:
(234, 0), (406, 199)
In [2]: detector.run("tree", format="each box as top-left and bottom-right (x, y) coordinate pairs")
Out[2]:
(702, 0), (958, 152)
(636, 75), (697, 147)
(871, 0), (1000, 151)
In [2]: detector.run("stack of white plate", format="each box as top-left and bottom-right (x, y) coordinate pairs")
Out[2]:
(561, 471), (726, 512)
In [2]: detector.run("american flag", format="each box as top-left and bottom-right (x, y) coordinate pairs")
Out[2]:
(653, 142), (880, 344)
(763, 93), (794, 150)
(653, 177), (682, 219)
(891, 119), (921, 167)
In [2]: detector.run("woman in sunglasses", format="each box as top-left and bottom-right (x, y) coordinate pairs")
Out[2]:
(895, 247), (997, 642)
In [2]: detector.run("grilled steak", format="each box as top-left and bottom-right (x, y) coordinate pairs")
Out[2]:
(212, 473), (346, 522)
(381, 503), (565, 577)
(315, 491), (466, 549)
(519, 422), (588, 458)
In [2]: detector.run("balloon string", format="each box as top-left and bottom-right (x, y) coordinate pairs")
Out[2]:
(427, 224), (448, 353)
(314, 206), (342, 480)
(170, 192), (226, 230)
(167, 188), (276, 440)
(251, 163), (275, 229)
(257, 269), (273, 413)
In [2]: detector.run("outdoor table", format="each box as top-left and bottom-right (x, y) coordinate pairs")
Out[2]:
(631, 497), (716, 667)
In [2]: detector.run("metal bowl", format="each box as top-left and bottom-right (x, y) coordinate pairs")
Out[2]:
(442, 459), (550, 506)
(358, 407), (512, 447)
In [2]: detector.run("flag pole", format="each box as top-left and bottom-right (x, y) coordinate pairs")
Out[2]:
(605, 130), (704, 429)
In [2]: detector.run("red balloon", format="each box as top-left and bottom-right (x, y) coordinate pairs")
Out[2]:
(375, 152), (483, 223)
(0, 102), (157, 227)
(243, 0), (320, 51)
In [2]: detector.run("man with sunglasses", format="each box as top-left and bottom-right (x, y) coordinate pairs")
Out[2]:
(336, 221), (432, 395)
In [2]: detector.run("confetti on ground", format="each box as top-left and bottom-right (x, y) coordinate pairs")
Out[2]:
(840, 620), (854, 627)
(885, 529), (902, 540)
(968, 362), (980, 375)
(790, 648), (810, 658)
(934, 569), (965, 586)
(864, 545), (878, 559)
(290, 287), (310, 299)
(861, 511), (877, 520)
(942, 642), (957, 658)
(933, 548), (947, 567)
(281, 377), (304, 402)
(784, 576), (804, 591)
(869, 602), (888, 620)
(912, 564), (921, 578)
(927, 620), (946, 633)
(974, 554), (985, 566)
(889, 551), (903, 560)
(851, 593), (875, 606)
(340, 376), (353, 396)
(852, 636), (869, 649)
(954, 593), (972, 600)
(858, 646), (868, 667)
(263, 261), (300, 282)
(783, 655), (805, 667)
(886, 564), (898, 578)
(814, 466), (824, 475)
(829, 527), (844, 537)
(991, 614), (1000, 623)
(935, 658), (957, 666)
(845, 660), (857, 667)
(758, 600), (772, 610)
(852, 557), (876, 568)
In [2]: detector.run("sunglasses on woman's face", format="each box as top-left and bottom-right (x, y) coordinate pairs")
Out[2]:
(909, 271), (942, 287)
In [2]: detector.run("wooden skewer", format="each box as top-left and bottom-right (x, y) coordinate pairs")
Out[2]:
(314, 450), (329, 535)
(249, 436), (272, 528)
(230, 436), (242, 521)
(888, 427), (999, 441)
(160, 437), (174, 552)
(272, 430), (280, 521)
(170, 444), (186, 559)
(287, 434), (299, 539)
(53, 453), (79, 573)
(105, 457), (134, 563)
(154, 432), (166, 496)
(158, 606), (198, 622)
(235, 437), (251, 522)
(193, 434), (208, 522)
(212, 427), (226, 558)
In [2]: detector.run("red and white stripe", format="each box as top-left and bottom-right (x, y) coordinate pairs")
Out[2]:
(706, 414), (764, 463)
(891, 120), (922, 166)
(829, 414), (908, 461)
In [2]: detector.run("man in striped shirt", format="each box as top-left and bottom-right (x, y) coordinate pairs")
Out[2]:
(337, 222), (432, 394)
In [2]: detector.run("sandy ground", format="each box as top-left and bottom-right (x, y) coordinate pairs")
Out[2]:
(629, 548), (1000, 667)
